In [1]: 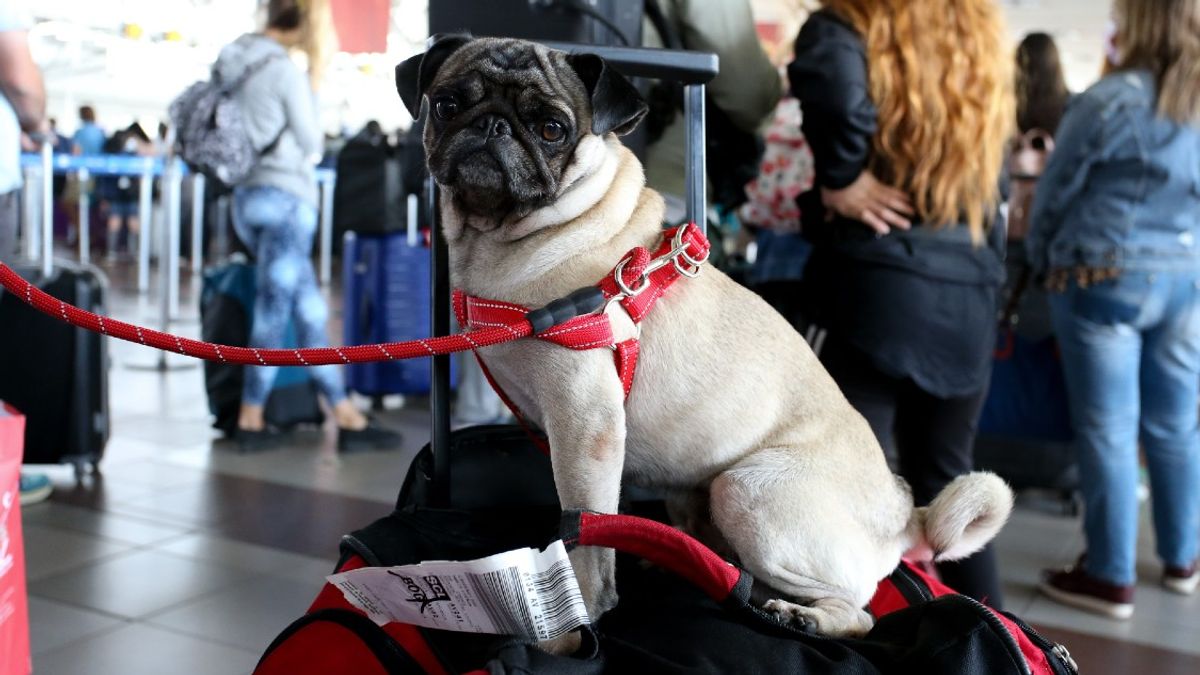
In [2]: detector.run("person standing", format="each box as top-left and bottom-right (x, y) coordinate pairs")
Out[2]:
(1015, 33), (1072, 137)
(217, 0), (397, 452)
(0, 1), (53, 504)
(1029, 0), (1200, 619)
(70, 105), (105, 157)
(788, 0), (1014, 605)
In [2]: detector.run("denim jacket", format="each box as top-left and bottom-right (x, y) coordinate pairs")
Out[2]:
(1026, 70), (1200, 274)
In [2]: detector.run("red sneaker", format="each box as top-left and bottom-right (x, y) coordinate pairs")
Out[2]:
(1162, 561), (1198, 596)
(1039, 562), (1134, 619)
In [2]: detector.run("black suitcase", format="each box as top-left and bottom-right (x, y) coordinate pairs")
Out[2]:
(332, 125), (412, 241)
(0, 260), (109, 476)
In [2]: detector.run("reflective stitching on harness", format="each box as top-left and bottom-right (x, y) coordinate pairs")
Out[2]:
(540, 320), (607, 339)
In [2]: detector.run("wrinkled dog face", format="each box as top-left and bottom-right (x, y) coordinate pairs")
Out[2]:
(396, 36), (647, 224)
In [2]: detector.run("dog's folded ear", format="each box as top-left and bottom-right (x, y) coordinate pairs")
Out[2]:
(565, 53), (649, 137)
(396, 34), (472, 119)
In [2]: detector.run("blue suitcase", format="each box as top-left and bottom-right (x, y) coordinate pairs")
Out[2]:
(342, 230), (454, 396)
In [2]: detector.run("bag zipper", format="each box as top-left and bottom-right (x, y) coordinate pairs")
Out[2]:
(1001, 610), (1080, 675)
(896, 566), (1075, 675)
(951, 595), (1032, 675)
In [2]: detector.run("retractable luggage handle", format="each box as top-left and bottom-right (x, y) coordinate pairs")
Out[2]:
(426, 42), (719, 507)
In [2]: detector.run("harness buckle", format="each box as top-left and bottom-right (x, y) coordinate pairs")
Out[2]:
(613, 256), (653, 297)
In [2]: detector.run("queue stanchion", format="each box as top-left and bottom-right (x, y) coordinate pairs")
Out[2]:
(215, 195), (229, 260)
(318, 170), (335, 286)
(21, 164), (39, 262)
(136, 159), (153, 293)
(78, 167), (91, 265)
(166, 158), (183, 320)
(128, 157), (196, 373)
(191, 173), (205, 275)
(39, 140), (53, 278)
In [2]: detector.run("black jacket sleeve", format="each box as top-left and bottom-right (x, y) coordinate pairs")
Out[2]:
(787, 11), (876, 190)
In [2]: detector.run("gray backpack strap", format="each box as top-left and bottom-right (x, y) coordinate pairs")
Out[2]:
(215, 52), (283, 95)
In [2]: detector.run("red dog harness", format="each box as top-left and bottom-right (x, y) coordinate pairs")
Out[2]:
(453, 223), (710, 444)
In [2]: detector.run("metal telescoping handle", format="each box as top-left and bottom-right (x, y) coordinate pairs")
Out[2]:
(406, 194), (419, 247)
(428, 175), (451, 507)
(684, 83), (706, 233)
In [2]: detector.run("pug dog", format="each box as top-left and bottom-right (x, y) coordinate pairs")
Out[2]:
(396, 35), (1013, 641)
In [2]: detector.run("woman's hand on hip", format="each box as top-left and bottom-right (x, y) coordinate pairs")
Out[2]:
(820, 171), (913, 235)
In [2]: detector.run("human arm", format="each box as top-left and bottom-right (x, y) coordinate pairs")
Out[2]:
(787, 12), (910, 232)
(1025, 92), (1109, 274)
(277, 63), (323, 161)
(0, 29), (46, 133)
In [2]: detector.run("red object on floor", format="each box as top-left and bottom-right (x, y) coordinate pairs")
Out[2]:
(0, 403), (31, 675)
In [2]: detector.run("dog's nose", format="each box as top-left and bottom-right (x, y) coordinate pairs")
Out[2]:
(474, 114), (511, 138)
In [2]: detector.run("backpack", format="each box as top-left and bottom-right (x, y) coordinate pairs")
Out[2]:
(169, 54), (284, 191)
(1006, 129), (1055, 241)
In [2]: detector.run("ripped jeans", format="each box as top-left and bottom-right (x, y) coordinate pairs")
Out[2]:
(1050, 269), (1200, 585)
(233, 185), (346, 408)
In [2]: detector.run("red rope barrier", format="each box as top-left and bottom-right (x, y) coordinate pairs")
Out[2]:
(0, 263), (532, 366)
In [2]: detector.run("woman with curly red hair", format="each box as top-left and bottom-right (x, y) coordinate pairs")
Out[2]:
(789, 0), (1015, 605)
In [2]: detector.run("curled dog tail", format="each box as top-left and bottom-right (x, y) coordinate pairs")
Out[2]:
(905, 472), (1014, 563)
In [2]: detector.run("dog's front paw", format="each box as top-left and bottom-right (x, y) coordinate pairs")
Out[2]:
(537, 630), (582, 656)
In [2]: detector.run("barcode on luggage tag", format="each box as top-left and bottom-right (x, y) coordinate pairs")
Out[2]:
(327, 540), (589, 640)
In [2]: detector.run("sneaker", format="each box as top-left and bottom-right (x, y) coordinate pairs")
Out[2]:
(18, 472), (53, 506)
(1162, 562), (1199, 596)
(1039, 561), (1134, 619)
(338, 422), (402, 453)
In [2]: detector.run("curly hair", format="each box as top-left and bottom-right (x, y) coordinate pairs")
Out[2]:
(821, 0), (1014, 242)
(1114, 0), (1200, 126)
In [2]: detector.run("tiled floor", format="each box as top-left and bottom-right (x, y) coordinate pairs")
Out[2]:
(14, 258), (1200, 674)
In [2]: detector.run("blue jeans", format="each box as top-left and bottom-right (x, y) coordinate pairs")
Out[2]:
(1050, 270), (1200, 585)
(233, 186), (345, 408)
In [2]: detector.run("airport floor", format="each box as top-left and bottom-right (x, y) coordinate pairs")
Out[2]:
(16, 258), (1200, 675)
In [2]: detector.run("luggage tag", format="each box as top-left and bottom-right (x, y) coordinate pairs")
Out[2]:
(327, 540), (589, 640)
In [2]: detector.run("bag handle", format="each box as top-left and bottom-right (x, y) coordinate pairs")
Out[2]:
(560, 510), (752, 607)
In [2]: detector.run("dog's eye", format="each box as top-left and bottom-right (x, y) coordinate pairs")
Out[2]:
(540, 121), (565, 142)
(433, 97), (459, 121)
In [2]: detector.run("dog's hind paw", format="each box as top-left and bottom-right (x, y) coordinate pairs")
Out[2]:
(762, 598), (874, 638)
(762, 599), (818, 633)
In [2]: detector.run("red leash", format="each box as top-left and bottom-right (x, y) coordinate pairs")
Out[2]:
(0, 223), (709, 370)
(0, 262), (533, 366)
